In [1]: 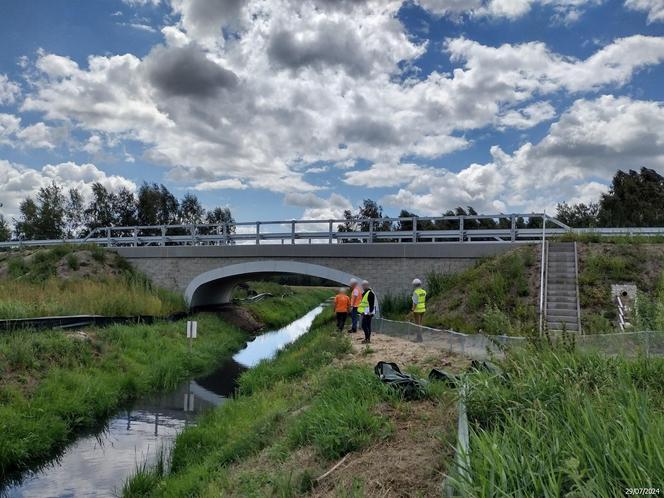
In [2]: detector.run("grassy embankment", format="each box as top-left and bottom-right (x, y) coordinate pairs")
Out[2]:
(573, 242), (664, 333)
(0, 247), (333, 479)
(381, 237), (664, 335)
(123, 308), (458, 498)
(451, 346), (664, 496)
(0, 245), (184, 318)
(381, 246), (539, 336)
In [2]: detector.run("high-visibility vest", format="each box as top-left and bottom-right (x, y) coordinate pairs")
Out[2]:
(358, 289), (373, 314)
(413, 288), (427, 313)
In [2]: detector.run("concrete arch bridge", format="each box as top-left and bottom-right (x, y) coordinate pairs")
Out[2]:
(114, 243), (514, 308)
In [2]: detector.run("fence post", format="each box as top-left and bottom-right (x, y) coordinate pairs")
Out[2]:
(510, 215), (516, 242)
(368, 219), (374, 244)
(190, 224), (196, 245)
(459, 217), (464, 242)
(291, 220), (296, 244)
(133, 228), (138, 247)
(106, 227), (111, 247)
(328, 220), (333, 244)
(412, 216), (417, 243)
(256, 222), (261, 245)
(161, 226), (166, 246)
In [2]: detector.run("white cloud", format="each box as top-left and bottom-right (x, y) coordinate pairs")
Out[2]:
(284, 192), (353, 220)
(15, 122), (67, 150)
(193, 179), (248, 190)
(416, 0), (601, 21)
(0, 75), (21, 105)
(625, 0), (664, 22)
(497, 101), (556, 129)
(0, 160), (135, 217)
(0, 113), (21, 146)
(122, 0), (161, 6)
(375, 95), (664, 214)
(10, 0), (664, 217)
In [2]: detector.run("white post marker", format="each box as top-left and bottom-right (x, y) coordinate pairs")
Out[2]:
(186, 320), (198, 352)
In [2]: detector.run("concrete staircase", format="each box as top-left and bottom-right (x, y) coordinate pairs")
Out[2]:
(545, 242), (581, 333)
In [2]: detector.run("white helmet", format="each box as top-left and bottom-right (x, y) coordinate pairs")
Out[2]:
(361, 280), (370, 286)
(349, 278), (358, 285)
(412, 278), (422, 286)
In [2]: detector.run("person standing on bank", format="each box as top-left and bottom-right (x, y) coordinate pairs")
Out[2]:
(348, 278), (362, 333)
(412, 278), (427, 326)
(358, 280), (376, 344)
(334, 288), (351, 333)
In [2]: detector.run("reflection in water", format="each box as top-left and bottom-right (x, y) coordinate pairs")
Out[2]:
(3, 304), (325, 498)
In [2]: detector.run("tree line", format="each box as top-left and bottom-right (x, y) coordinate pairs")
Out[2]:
(554, 168), (664, 228)
(338, 168), (664, 233)
(2, 167), (662, 242)
(0, 182), (234, 241)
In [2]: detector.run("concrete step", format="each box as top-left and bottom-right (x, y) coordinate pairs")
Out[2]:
(548, 242), (575, 251)
(546, 308), (578, 318)
(547, 255), (575, 261)
(546, 296), (578, 304)
(546, 282), (576, 294)
(547, 277), (575, 284)
(546, 299), (576, 313)
(547, 319), (579, 329)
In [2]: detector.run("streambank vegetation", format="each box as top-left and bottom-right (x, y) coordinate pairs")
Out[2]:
(0, 281), (331, 480)
(123, 310), (464, 498)
(0, 245), (184, 318)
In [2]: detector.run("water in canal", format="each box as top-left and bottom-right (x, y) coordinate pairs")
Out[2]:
(3, 305), (326, 498)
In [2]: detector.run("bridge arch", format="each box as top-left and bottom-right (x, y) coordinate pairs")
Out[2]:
(184, 260), (361, 308)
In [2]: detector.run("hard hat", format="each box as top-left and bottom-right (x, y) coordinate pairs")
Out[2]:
(412, 278), (422, 286)
(349, 278), (358, 284)
(339, 288), (346, 293)
(361, 280), (369, 286)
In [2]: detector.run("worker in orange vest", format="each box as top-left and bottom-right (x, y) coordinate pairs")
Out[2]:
(334, 288), (351, 332)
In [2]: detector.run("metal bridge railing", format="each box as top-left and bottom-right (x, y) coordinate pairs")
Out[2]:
(2, 213), (664, 248)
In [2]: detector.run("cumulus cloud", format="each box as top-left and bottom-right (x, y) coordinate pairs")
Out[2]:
(0, 160), (136, 216)
(625, 0), (664, 22)
(15, 122), (67, 150)
(284, 192), (353, 219)
(0, 75), (21, 105)
(193, 178), (248, 190)
(0, 114), (21, 146)
(10, 0), (664, 218)
(416, 0), (600, 21)
(374, 95), (664, 214)
(144, 44), (238, 97)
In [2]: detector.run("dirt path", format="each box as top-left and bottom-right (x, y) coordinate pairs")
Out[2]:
(344, 330), (469, 372)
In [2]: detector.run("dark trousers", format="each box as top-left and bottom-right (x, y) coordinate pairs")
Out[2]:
(361, 314), (373, 341)
(350, 307), (359, 332)
(336, 312), (348, 331)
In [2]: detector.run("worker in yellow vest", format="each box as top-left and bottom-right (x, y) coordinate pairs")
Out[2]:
(412, 278), (427, 326)
(358, 280), (376, 344)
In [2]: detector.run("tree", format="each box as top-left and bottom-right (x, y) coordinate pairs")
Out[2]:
(136, 183), (179, 226)
(64, 189), (85, 237)
(179, 193), (205, 225)
(15, 198), (39, 239)
(0, 214), (10, 241)
(555, 202), (600, 228)
(598, 168), (664, 227)
(112, 187), (138, 227)
(14, 182), (66, 240)
(205, 206), (235, 231)
(84, 183), (116, 231)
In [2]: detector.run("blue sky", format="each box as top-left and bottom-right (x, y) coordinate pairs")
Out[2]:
(1, 0), (663, 224)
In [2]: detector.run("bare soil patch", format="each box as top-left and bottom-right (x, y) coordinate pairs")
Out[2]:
(344, 331), (469, 372)
(214, 305), (265, 333)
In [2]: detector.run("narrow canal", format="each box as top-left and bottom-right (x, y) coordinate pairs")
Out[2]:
(3, 304), (326, 498)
